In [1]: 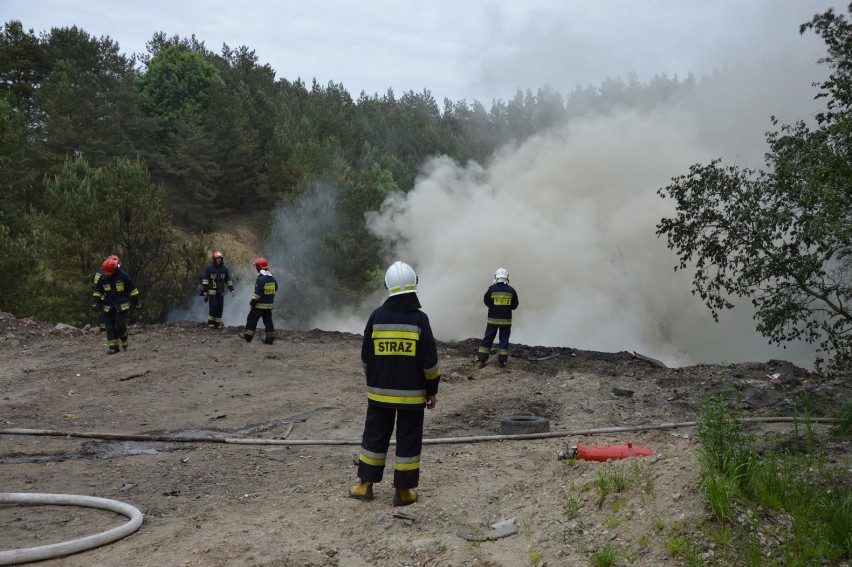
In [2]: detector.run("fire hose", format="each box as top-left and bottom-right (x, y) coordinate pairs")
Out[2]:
(0, 493), (143, 565)
(0, 417), (837, 563)
(0, 416), (837, 446)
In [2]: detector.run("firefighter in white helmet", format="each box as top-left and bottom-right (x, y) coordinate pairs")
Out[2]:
(476, 267), (519, 368)
(349, 261), (442, 506)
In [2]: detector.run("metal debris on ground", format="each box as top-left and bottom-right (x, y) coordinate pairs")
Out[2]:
(456, 518), (518, 541)
(631, 351), (667, 368)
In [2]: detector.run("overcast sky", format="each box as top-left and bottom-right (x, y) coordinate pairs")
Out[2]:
(2, 0), (843, 103)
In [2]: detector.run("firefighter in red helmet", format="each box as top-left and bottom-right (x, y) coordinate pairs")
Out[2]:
(239, 257), (278, 344)
(93, 255), (139, 354)
(201, 250), (235, 328)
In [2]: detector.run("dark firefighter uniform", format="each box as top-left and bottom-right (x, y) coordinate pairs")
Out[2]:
(243, 269), (277, 343)
(202, 261), (235, 327)
(94, 268), (139, 354)
(91, 268), (106, 332)
(477, 281), (519, 365)
(357, 293), (441, 490)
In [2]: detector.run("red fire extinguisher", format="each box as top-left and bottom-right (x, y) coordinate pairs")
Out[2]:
(557, 442), (653, 462)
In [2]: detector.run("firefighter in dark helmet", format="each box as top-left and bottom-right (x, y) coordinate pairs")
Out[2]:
(93, 255), (139, 354)
(240, 257), (277, 344)
(349, 261), (441, 506)
(202, 251), (235, 328)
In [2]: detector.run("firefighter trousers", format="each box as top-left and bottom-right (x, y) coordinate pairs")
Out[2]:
(357, 404), (424, 489)
(478, 323), (511, 362)
(244, 308), (274, 340)
(207, 293), (225, 324)
(104, 309), (129, 350)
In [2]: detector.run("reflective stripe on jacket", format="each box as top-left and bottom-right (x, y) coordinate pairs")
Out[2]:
(202, 263), (235, 296)
(94, 269), (139, 312)
(250, 272), (277, 309)
(361, 297), (440, 410)
(484, 282), (519, 325)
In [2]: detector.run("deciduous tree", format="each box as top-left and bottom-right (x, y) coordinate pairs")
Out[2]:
(656, 5), (852, 373)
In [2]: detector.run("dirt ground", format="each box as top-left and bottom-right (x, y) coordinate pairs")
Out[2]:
(1, 312), (849, 566)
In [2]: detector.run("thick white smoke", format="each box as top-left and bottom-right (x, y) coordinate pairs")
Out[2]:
(170, 57), (828, 369)
(168, 184), (344, 329)
(354, 59), (828, 368)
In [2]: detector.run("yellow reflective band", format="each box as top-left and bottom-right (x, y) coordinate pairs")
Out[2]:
(395, 461), (421, 471)
(389, 284), (416, 294)
(367, 392), (426, 405)
(359, 454), (385, 466)
(425, 368), (441, 380)
(374, 339), (416, 356)
(372, 330), (420, 340)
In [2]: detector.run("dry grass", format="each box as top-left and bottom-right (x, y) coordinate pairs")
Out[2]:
(175, 227), (263, 267)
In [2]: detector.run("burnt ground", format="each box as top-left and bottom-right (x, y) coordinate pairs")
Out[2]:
(0, 312), (849, 566)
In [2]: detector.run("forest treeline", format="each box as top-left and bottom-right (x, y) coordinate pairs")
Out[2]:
(0, 20), (699, 326)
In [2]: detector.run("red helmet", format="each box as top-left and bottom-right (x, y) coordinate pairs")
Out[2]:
(254, 257), (268, 271)
(102, 255), (120, 276)
(212, 251), (224, 261)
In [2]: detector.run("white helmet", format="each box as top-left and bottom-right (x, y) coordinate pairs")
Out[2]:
(385, 261), (418, 295)
(494, 268), (509, 284)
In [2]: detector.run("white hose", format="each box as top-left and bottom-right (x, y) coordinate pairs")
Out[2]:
(0, 493), (143, 565)
(0, 417), (837, 447)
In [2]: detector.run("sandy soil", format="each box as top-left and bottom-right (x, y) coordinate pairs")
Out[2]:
(1, 313), (848, 566)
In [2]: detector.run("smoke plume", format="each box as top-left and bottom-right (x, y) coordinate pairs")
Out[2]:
(171, 57), (830, 369)
(355, 60), (828, 368)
